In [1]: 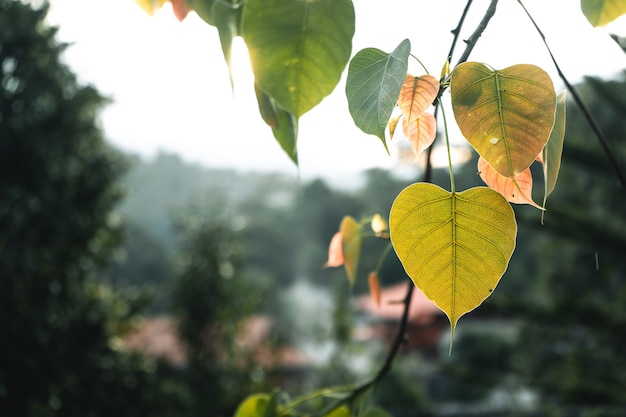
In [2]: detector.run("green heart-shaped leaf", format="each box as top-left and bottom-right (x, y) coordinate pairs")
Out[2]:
(243, 0), (355, 118)
(345, 39), (411, 153)
(389, 183), (517, 345)
(450, 62), (556, 178)
(581, 0), (626, 27)
(254, 83), (299, 165)
(542, 90), (567, 204)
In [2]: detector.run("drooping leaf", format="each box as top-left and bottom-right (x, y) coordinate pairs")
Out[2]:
(340, 216), (361, 286)
(324, 406), (351, 417)
(396, 74), (439, 157)
(581, 0), (626, 27)
(262, 391), (279, 417)
(368, 271), (382, 307)
(188, 0), (217, 25)
(388, 114), (401, 139)
(170, 0), (191, 21)
(254, 83), (298, 164)
(450, 62), (556, 178)
(397, 74), (439, 122)
(389, 183), (517, 346)
(243, 0), (355, 118)
(325, 231), (344, 268)
(134, 0), (167, 15)
(478, 157), (542, 209)
(363, 407), (394, 417)
(189, 0), (243, 86)
(346, 39), (411, 152)
(233, 394), (271, 417)
(214, 1), (244, 86)
(542, 90), (567, 207)
(401, 112), (437, 159)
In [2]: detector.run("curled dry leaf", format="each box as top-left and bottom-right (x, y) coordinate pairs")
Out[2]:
(371, 213), (388, 237)
(387, 114), (401, 140)
(368, 272), (382, 308)
(325, 231), (344, 267)
(478, 157), (543, 209)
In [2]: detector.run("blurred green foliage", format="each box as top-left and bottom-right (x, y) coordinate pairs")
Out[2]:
(0, 1), (185, 415)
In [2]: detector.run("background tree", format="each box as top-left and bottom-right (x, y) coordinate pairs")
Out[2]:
(0, 1), (185, 415)
(170, 193), (265, 417)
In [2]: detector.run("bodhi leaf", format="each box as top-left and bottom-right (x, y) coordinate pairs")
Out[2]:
(581, 0), (626, 27)
(324, 406), (351, 417)
(397, 74), (439, 157)
(188, 0), (216, 25)
(134, 0), (167, 15)
(478, 157), (542, 209)
(190, 0), (244, 87)
(325, 231), (344, 268)
(368, 271), (382, 307)
(340, 216), (361, 286)
(170, 0), (191, 21)
(346, 39), (411, 153)
(243, 0), (355, 118)
(397, 74), (439, 121)
(389, 183), (517, 347)
(254, 83), (298, 164)
(450, 62), (556, 178)
(402, 112), (437, 159)
(363, 407), (394, 417)
(233, 394), (271, 417)
(541, 90), (567, 210)
(388, 114), (401, 139)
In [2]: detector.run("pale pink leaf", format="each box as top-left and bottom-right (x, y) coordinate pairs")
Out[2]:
(478, 157), (543, 209)
(402, 112), (437, 159)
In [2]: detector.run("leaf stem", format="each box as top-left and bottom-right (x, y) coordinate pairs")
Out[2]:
(374, 242), (393, 274)
(312, 281), (415, 417)
(516, 0), (626, 187)
(438, 99), (456, 193)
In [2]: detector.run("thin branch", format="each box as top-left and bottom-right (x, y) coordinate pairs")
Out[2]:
(313, 281), (415, 417)
(455, 0), (499, 67)
(517, 0), (626, 187)
(313, 3), (502, 415)
(446, 0), (474, 64)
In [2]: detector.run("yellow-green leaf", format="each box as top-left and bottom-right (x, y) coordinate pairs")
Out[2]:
(134, 0), (166, 15)
(581, 0), (626, 27)
(450, 62), (556, 178)
(243, 0), (355, 118)
(340, 216), (361, 286)
(324, 406), (351, 417)
(389, 183), (517, 346)
(233, 394), (271, 417)
(363, 407), (394, 417)
(254, 83), (299, 165)
(542, 90), (567, 206)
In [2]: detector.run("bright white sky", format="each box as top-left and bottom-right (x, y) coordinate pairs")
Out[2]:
(45, 0), (626, 182)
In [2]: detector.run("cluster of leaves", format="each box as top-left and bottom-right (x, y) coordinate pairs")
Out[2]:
(134, 0), (626, 416)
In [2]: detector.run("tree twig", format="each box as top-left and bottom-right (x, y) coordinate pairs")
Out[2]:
(517, 0), (626, 187)
(455, 0), (499, 67)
